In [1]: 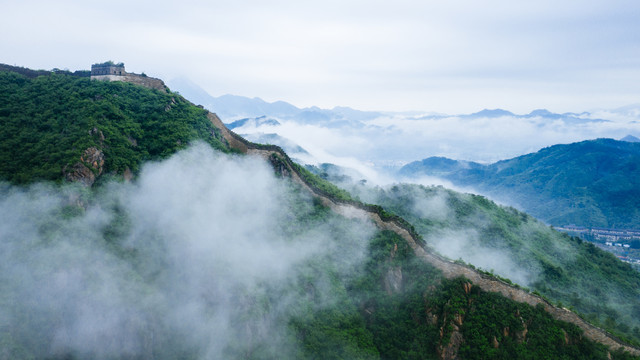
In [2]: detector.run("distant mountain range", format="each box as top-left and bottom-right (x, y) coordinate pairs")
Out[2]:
(400, 138), (640, 229)
(227, 115), (281, 129)
(167, 77), (381, 125)
(243, 132), (311, 159)
(414, 107), (610, 124)
(170, 76), (615, 126)
(622, 134), (640, 143)
(168, 77), (640, 171)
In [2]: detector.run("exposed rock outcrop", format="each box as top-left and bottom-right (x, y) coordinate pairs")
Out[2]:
(63, 147), (104, 186)
(384, 266), (403, 294)
(492, 335), (500, 349)
(437, 319), (464, 360)
(515, 316), (530, 344)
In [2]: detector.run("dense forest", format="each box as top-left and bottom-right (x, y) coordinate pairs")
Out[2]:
(1, 66), (639, 359)
(0, 70), (229, 184)
(350, 183), (640, 344)
(2, 164), (636, 359)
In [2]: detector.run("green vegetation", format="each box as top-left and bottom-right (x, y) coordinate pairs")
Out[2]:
(2, 63), (639, 358)
(290, 228), (637, 359)
(291, 161), (355, 202)
(6, 180), (634, 359)
(349, 183), (640, 345)
(0, 63), (90, 79)
(0, 70), (229, 184)
(93, 60), (124, 67)
(399, 139), (640, 228)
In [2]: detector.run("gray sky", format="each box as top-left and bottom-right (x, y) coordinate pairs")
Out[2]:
(2, 0), (639, 113)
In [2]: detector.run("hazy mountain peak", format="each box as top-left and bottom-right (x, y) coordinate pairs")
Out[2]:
(466, 108), (515, 118)
(526, 109), (558, 118)
(621, 134), (640, 142)
(227, 116), (281, 130)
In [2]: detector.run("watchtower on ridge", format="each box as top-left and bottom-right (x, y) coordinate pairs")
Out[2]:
(90, 61), (167, 92)
(91, 61), (125, 76)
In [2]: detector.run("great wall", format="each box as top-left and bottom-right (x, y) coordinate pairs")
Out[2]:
(204, 111), (640, 356)
(63, 64), (640, 355)
(90, 62), (167, 92)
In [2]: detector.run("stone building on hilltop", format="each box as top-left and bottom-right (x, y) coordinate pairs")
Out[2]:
(90, 61), (167, 92)
(91, 61), (125, 77)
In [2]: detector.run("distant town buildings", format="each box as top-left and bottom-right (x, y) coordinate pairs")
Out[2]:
(556, 225), (640, 241)
(557, 225), (640, 267)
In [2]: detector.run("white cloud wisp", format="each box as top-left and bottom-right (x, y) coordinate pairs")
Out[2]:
(0, 143), (376, 359)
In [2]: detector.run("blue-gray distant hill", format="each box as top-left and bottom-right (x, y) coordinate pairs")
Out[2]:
(167, 77), (381, 125)
(227, 115), (281, 129)
(400, 138), (640, 229)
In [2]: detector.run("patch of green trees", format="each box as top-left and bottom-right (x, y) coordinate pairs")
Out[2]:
(0, 70), (229, 184)
(346, 182), (640, 346)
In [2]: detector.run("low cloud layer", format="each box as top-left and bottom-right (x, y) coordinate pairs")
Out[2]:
(411, 190), (541, 286)
(0, 143), (375, 359)
(232, 107), (640, 186)
(349, 183), (542, 287)
(429, 228), (538, 287)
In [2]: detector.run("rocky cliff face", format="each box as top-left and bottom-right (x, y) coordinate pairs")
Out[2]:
(63, 147), (104, 186)
(383, 243), (403, 294)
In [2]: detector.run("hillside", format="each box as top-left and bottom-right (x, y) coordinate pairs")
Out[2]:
(1, 65), (639, 359)
(338, 182), (640, 343)
(399, 139), (640, 229)
(221, 122), (640, 356)
(0, 70), (230, 185)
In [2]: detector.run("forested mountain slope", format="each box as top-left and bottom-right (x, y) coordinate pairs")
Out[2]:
(399, 139), (640, 228)
(1, 66), (639, 359)
(334, 181), (640, 344)
(0, 70), (229, 185)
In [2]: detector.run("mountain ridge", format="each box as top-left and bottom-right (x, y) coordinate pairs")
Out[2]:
(400, 138), (640, 229)
(207, 111), (640, 356)
(167, 77), (381, 123)
(2, 65), (640, 357)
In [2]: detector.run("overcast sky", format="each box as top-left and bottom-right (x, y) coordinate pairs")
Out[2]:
(2, 0), (639, 113)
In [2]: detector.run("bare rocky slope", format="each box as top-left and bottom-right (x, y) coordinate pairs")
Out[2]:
(206, 111), (640, 356)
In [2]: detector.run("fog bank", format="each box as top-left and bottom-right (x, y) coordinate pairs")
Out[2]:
(0, 143), (375, 359)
